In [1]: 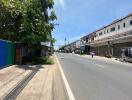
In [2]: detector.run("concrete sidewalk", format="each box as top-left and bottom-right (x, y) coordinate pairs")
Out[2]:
(0, 65), (32, 99)
(74, 54), (116, 61)
(16, 56), (67, 100)
(0, 55), (67, 100)
(74, 54), (132, 65)
(16, 65), (53, 100)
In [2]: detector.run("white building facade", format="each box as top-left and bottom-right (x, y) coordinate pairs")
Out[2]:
(89, 13), (132, 57)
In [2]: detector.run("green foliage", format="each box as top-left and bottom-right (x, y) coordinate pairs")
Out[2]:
(0, 0), (22, 39)
(47, 0), (54, 9)
(32, 56), (54, 65)
(49, 10), (57, 21)
(52, 38), (57, 43)
(0, 0), (57, 48)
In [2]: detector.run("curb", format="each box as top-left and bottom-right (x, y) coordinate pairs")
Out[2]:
(54, 54), (75, 100)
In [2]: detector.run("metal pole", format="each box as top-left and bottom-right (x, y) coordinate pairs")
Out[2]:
(108, 41), (112, 57)
(64, 38), (67, 53)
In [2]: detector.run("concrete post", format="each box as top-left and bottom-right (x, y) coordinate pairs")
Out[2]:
(108, 41), (113, 57)
(98, 46), (100, 56)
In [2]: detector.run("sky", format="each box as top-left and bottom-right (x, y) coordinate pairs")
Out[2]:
(52, 0), (132, 49)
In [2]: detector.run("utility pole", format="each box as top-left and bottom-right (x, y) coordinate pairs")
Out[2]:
(64, 38), (67, 53)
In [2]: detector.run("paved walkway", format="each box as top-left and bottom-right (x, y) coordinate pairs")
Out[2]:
(73, 54), (132, 67)
(81, 55), (118, 62)
(0, 65), (32, 99)
(16, 56), (67, 100)
(74, 54), (119, 62)
(16, 65), (53, 100)
(0, 56), (67, 100)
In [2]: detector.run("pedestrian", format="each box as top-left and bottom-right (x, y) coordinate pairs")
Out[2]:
(92, 53), (93, 58)
(72, 51), (74, 55)
(91, 51), (94, 58)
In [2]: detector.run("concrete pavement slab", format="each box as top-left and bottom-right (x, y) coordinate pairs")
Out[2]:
(16, 55), (68, 100)
(0, 65), (32, 99)
(16, 65), (52, 100)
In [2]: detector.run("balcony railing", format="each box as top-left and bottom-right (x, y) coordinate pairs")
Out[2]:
(89, 30), (132, 45)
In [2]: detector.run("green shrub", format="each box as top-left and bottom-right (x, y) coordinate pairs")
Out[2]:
(32, 56), (54, 65)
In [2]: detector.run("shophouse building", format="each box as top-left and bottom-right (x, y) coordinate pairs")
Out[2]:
(89, 13), (132, 57)
(61, 13), (132, 57)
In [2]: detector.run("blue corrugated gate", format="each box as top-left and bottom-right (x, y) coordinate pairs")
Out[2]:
(0, 40), (28, 68)
(0, 40), (8, 68)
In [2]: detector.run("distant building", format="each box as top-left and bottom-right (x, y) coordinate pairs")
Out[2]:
(80, 32), (95, 54)
(89, 13), (132, 57)
(61, 13), (132, 57)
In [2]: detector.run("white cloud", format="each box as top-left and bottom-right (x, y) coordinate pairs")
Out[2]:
(54, 0), (65, 9)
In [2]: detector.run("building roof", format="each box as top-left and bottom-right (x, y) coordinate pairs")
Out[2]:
(81, 32), (95, 39)
(81, 13), (132, 40)
(94, 13), (132, 33)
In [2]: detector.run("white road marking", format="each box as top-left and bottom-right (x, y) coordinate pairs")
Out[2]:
(59, 57), (65, 59)
(55, 54), (76, 100)
(94, 64), (105, 68)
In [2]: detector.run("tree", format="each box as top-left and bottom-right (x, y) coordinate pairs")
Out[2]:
(0, 0), (22, 41)
(0, 0), (57, 53)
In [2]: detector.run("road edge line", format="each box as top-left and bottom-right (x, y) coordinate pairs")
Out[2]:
(54, 54), (75, 100)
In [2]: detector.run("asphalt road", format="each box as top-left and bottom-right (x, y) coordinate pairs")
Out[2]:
(56, 53), (132, 100)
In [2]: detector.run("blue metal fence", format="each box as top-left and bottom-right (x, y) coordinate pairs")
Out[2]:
(0, 40), (8, 68)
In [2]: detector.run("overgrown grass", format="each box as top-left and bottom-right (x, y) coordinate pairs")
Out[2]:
(32, 56), (54, 65)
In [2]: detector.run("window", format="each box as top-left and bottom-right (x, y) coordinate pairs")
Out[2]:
(86, 37), (88, 42)
(104, 31), (106, 34)
(118, 25), (120, 29)
(123, 23), (126, 28)
(130, 20), (132, 25)
(111, 27), (115, 32)
(99, 32), (103, 36)
(107, 29), (109, 33)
